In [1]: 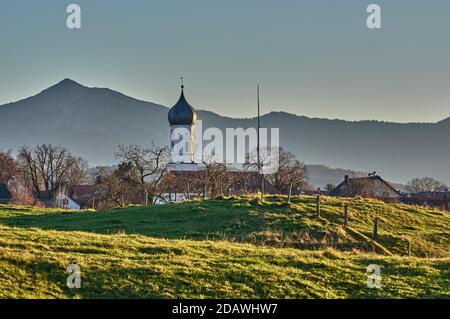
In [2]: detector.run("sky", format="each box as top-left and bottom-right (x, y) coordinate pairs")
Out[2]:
(0, 0), (449, 122)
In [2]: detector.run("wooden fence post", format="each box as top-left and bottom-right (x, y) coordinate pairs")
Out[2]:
(373, 217), (379, 240)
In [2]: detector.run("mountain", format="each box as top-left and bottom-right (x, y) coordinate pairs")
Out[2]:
(305, 165), (366, 189)
(0, 79), (169, 165)
(1, 79), (449, 186)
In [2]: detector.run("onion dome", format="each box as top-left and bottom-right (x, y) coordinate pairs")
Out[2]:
(168, 85), (198, 126)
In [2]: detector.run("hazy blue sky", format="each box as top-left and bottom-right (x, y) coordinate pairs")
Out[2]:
(1, 0), (449, 122)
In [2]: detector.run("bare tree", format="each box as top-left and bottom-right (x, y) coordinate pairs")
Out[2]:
(0, 150), (16, 184)
(266, 148), (308, 200)
(244, 147), (274, 198)
(17, 144), (87, 201)
(1, 150), (36, 205)
(202, 156), (227, 198)
(115, 144), (169, 204)
(7, 177), (34, 205)
(406, 177), (448, 193)
(244, 147), (309, 199)
(95, 164), (142, 209)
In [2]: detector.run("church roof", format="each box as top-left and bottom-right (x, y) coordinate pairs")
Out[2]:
(168, 86), (198, 125)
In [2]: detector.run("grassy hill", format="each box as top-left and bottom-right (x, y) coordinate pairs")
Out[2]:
(0, 195), (449, 298)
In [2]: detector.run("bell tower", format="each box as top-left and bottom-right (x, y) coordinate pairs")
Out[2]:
(167, 79), (203, 171)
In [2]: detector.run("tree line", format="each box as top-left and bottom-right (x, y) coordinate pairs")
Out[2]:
(0, 144), (310, 208)
(0, 143), (448, 208)
(0, 145), (86, 205)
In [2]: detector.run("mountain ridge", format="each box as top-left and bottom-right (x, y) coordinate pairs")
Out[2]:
(1, 79), (449, 185)
(6, 78), (447, 125)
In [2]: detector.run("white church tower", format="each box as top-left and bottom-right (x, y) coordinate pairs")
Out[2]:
(167, 81), (203, 171)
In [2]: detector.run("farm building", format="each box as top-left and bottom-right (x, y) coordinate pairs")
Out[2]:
(402, 191), (450, 211)
(329, 175), (402, 202)
(54, 185), (100, 210)
(67, 185), (100, 209)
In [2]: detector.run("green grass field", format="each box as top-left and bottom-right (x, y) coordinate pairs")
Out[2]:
(0, 195), (449, 298)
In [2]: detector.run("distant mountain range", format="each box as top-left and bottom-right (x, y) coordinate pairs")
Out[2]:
(1, 79), (449, 187)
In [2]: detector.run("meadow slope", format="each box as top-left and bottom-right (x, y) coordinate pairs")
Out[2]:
(0, 225), (448, 298)
(1, 196), (448, 257)
(0, 196), (448, 298)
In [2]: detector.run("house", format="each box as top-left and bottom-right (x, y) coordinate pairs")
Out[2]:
(329, 174), (402, 202)
(53, 185), (100, 210)
(0, 183), (12, 204)
(55, 192), (81, 210)
(67, 185), (100, 209)
(402, 191), (450, 211)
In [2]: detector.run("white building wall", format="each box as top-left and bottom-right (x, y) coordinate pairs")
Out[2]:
(170, 124), (195, 163)
(56, 193), (81, 210)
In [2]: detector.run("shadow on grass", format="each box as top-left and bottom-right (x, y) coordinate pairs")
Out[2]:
(0, 201), (268, 242)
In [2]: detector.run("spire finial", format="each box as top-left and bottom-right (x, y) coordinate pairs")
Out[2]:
(180, 76), (184, 90)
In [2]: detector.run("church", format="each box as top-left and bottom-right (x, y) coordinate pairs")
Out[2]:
(154, 83), (276, 203)
(167, 82), (204, 172)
